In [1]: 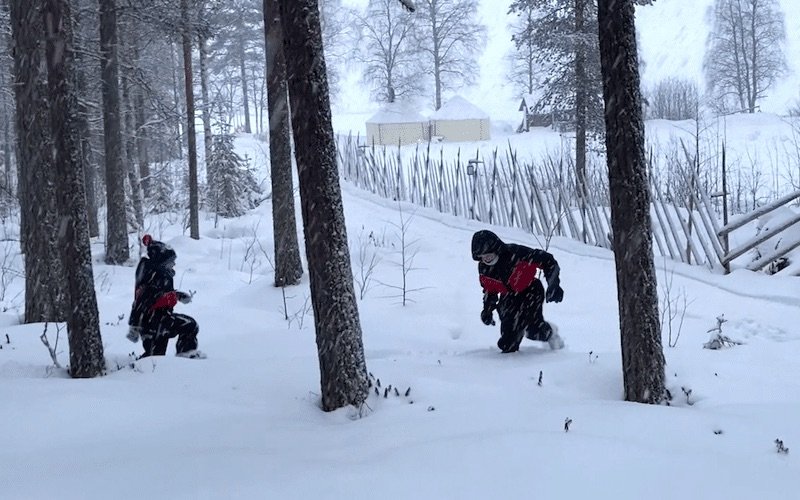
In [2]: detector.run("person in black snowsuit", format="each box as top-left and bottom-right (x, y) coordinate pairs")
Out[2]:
(471, 230), (564, 353)
(127, 234), (204, 359)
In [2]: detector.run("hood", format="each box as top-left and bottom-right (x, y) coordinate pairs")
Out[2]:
(142, 234), (176, 266)
(471, 230), (505, 260)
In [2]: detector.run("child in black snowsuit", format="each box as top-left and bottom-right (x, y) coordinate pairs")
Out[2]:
(127, 234), (204, 359)
(471, 230), (564, 353)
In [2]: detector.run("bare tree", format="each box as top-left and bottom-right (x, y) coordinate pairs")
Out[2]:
(43, 0), (106, 378)
(507, 1), (537, 95)
(277, 0), (369, 412)
(355, 0), (420, 103)
(264, 0), (303, 286)
(597, 0), (666, 404)
(646, 77), (699, 120)
(99, 0), (130, 264)
(9, 0), (67, 323)
(414, 0), (485, 110)
(704, 0), (787, 113)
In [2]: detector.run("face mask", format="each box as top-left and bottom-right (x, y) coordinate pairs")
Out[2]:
(481, 253), (499, 266)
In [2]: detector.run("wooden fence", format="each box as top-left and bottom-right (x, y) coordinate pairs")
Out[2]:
(335, 135), (800, 276)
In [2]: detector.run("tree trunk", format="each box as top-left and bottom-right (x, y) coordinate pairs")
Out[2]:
(9, 0), (67, 323)
(43, 0), (106, 378)
(198, 31), (213, 186)
(72, 2), (99, 238)
(278, 0), (369, 412)
(132, 38), (151, 198)
(240, 47), (252, 134)
(264, 0), (303, 287)
(575, 0), (588, 243)
(181, 0), (200, 239)
(99, 0), (129, 264)
(597, 0), (666, 404)
(170, 41), (183, 161)
(120, 28), (144, 230)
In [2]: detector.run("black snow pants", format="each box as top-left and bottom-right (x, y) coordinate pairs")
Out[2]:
(496, 280), (553, 353)
(141, 313), (199, 357)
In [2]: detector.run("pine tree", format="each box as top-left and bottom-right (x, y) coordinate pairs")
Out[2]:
(99, 0), (130, 264)
(44, 0), (106, 378)
(207, 133), (261, 218)
(9, 0), (68, 323)
(597, 0), (666, 404)
(278, 0), (369, 412)
(264, 0), (303, 286)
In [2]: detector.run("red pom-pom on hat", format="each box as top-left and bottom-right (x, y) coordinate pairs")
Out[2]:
(142, 234), (153, 246)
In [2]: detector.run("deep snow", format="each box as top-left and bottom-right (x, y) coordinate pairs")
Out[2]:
(1, 130), (799, 498)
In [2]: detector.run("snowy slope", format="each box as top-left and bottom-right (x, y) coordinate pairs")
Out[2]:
(1, 134), (799, 499)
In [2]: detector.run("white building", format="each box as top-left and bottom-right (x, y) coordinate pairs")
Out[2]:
(365, 104), (430, 146)
(429, 95), (491, 142)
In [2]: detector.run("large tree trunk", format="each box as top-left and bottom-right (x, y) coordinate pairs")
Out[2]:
(575, 0), (588, 243)
(9, 0), (67, 323)
(99, 0), (129, 264)
(181, 0), (200, 239)
(43, 0), (106, 378)
(597, 0), (666, 404)
(264, 0), (304, 287)
(278, 0), (369, 412)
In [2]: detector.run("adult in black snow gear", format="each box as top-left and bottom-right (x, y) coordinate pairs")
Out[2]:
(471, 230), (564, 353)
(127, 234), (205, 359)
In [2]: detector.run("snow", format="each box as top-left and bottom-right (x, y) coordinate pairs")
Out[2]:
(366, 102), (428, 125)
(2, 130), (800, 499)
(429, 95), (490, 121)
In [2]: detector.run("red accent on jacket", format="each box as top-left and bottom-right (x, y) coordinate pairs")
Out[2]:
(508, 261), (539, 293)
(151, 291), (178, 311)
(480, 275), (509, 294)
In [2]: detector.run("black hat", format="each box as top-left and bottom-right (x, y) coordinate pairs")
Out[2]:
(471, 230), (505, 260)
(142, 234), (176, 265)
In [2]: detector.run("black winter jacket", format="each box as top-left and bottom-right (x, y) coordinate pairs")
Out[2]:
(471, 230), (560, 312)
(128, 258), (185, 331)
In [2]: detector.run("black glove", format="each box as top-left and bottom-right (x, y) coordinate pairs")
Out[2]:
(480, 308), (495, 325)
(545, 284), (564, 303)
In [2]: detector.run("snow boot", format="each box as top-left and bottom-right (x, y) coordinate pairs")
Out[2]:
(547, 324), (564, 350)
(176, 349), (207, 359)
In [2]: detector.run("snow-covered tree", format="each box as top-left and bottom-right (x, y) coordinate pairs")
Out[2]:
(207, 133), (260, 218)
(597, 0), (666, 404)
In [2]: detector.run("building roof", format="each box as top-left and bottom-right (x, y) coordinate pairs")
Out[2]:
(430, 95), (489, 121)
(366, 103), (427, 124)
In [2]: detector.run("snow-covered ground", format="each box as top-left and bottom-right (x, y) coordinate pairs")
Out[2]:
(1, 129), (799, 499)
